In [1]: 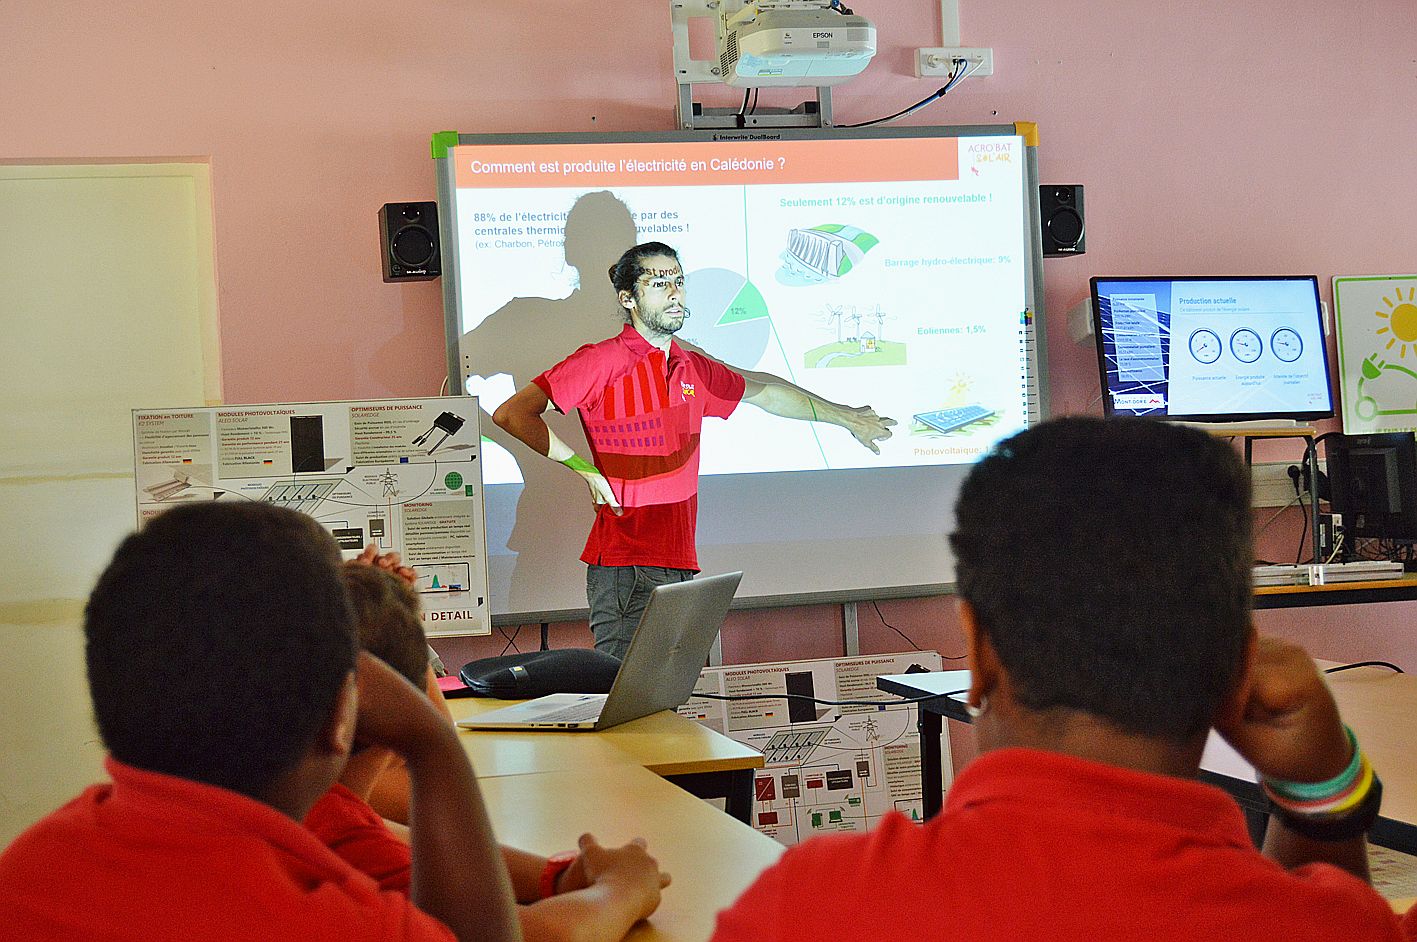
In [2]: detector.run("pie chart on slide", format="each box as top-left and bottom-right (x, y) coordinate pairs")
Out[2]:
(678, 268), (772, 371)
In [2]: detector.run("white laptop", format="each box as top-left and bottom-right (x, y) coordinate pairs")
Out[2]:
(457, 571), (743, 731)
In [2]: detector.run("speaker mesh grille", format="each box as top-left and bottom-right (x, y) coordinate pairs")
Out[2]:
(391, 226), (435, 267)
(1047, 209), (1084, 247)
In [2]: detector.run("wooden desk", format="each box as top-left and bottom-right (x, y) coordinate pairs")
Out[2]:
(480, 764), (783, 942)
(449, 697), (764, 822)
(876, 670), (969, 821)
(878, 665), (1417, 854)
(1254, 574), (1417, 610)
(1317, 663), (1417, 851)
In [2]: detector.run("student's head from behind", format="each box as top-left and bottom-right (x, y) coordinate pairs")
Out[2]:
(85, 502), (357, 801)
(342, 563), (428, 688)
(950, 416), (1254, 747)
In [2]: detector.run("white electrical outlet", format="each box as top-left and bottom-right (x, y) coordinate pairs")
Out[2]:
(1251, 460), (1326, 508)
(915, 47), (993, 79)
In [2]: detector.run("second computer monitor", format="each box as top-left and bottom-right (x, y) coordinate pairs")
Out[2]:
(1090, 276), (1334, 423)
(1325, 432), (1417, 543)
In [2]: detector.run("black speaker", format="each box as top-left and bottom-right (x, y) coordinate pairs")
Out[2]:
(1039, 185), (1085, 257)
(378, 201), (441, 281)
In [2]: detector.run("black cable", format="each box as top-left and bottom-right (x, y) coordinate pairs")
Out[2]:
(838, 87), (948, 130)
(869, 600), (922, 651)
(497, 624), (523, 656)
(1324, 660), (1404, 674)
(839, 59), (971, 129)
(1300, 431), (1342, 500)
(737, 87), (751, 118)
(1297, 430), (1337, 560)
(1292, 431), (1340, 565)
(695, 689), (968, 707)
(749, 88), (760, 115)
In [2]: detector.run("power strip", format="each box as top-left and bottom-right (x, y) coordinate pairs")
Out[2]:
(915, 47), (993, 78)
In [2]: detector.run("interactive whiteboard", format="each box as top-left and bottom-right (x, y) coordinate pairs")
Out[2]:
(436, 126), (1048, 619)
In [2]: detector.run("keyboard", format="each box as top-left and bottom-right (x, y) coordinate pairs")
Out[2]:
(1253, 561), (1405, 586)
(528, 701), (605, 723)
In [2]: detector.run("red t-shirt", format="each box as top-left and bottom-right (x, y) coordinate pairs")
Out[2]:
(712, 748), (1406, 942)
(534, 324), (745, 570)
(0, 758), (453, 942)
(305, 784), (411, 894)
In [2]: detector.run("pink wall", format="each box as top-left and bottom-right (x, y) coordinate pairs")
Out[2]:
(7, 1), (1417, 671)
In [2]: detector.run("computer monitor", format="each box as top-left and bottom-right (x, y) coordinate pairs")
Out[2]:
(1090, 276), (1334, 422)
(1325, 432), (1417, 543)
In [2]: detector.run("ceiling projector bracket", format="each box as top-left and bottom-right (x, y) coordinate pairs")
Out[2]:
(671, 0), (876, 131)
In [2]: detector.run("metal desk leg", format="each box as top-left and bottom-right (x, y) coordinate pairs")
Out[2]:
(723, 768), (753, 824)
(667, 769), (754, 824)
(1245, 807), (1269, 848)
(1199, 770), (1271, 849)
(919, 707), (944, 820)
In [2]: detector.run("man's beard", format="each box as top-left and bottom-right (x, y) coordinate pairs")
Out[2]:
(645, 305), (690, 334)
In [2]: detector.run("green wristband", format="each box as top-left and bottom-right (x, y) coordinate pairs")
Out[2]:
(562, 454), (598, 475)
(1263, 726), (1362, 801)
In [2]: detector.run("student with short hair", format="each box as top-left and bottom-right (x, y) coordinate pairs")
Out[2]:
(0, 502), (518, 942)
(712, 416), (1406, 942)
(312, 562), (671, 942)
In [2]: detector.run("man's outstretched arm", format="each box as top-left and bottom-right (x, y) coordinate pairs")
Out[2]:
(493, 384), (621, 513)
(741, 378), (896, 454)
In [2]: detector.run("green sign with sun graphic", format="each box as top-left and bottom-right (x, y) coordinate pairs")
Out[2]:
(1334, 275), (1417, 433)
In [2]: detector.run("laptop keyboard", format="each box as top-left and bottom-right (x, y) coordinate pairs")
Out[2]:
(528, 701), (603, 723)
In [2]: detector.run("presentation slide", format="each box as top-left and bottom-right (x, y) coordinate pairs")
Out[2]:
(442, 131), (1041, 615)
(452, 136), (1030, 479)
(1094, 277), (1332, 421)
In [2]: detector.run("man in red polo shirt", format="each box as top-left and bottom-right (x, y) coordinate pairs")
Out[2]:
(494, 241), (895, 657)
(711, 417), (1407, 942)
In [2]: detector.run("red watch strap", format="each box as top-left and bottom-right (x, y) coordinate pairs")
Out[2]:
(539, 851), (578, 900)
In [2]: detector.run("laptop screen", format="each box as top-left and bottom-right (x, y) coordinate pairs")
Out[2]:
(1090, 276), (1334, 422)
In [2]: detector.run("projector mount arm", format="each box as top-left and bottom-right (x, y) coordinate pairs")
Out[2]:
(673, 0), (870, 130)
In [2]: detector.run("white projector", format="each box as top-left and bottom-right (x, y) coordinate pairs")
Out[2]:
(718, 6), (877, 87)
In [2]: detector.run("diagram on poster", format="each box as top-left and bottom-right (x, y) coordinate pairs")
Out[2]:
(678, 651), (947, 846)
(1335, 275), (1417, 433)
(131, 397), (490, 636)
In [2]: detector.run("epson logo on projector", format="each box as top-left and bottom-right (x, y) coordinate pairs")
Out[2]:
(812, 31), (833, 38)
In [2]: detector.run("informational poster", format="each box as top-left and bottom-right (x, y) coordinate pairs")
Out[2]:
(131, 397), (490, 637)
(1334, 275), (1417, 433)
(678, 651), (947, 846)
